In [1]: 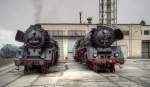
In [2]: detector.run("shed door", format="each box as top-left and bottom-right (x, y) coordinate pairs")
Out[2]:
(142, 41), (150, 58)
(53, 37), (64, 61)
(68, 37), (82, 61)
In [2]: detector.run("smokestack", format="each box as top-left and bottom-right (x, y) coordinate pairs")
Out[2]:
(79, 12), (82, 24)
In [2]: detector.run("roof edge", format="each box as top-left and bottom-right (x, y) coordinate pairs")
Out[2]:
(38, 23), (150, 26)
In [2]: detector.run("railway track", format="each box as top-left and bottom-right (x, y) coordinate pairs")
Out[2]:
(0, 64), (15, 76)
(98, 70), (150, 87)
(1, 63), (65, 87)
(0, 59), (150, 87)
(3, 74), (24, 87)
(0, 65), (24, 87)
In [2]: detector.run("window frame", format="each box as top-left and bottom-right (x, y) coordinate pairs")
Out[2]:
(144, 30), (149, 35)
(122, 30), (129, 36)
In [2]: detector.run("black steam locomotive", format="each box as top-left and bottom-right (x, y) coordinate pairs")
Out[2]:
(74, 26), (124, 72)
(14, 24), (59, 73)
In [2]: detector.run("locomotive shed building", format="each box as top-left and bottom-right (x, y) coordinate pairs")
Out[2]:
(40, 23), (150, 60)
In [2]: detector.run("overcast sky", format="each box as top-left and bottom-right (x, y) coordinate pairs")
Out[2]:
(0, 0), (150, 47)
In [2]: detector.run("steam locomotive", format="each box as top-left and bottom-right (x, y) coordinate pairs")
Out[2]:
(74, 26), (124, 72)
(14, 24), (59, 73)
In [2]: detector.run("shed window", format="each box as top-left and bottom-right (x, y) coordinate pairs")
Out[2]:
(68, 31), (85, 36)
(144, 30), (149, 35)
(122, 31), (129, 35)
(48, 31), (63, 36)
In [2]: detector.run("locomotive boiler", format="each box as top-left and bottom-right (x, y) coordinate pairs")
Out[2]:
(14, 24), (59, 73)
(74, 26), (124, 72)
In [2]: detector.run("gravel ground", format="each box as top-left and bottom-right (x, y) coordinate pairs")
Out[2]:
(0, 59), (150, 87)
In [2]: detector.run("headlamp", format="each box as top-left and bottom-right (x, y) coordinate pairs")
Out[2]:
(93, 54), (97, 57)
(41, 54), (45, 59)
(114, 53), (119, 57)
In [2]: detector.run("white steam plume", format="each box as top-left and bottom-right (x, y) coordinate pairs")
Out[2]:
(32, 0), (43, 24)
